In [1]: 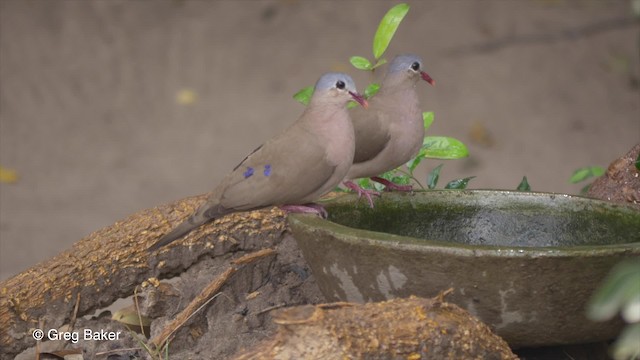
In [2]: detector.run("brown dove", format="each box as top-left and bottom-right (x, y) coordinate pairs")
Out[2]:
(344, 54), (434, 207)
(150, 73), (367, 251)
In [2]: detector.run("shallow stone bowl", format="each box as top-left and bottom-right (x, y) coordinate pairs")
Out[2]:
(288, 190), (640, 347)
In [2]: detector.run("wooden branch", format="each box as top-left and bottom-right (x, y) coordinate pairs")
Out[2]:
(232, 293), (518, 359)
(0, 194), (287, 359)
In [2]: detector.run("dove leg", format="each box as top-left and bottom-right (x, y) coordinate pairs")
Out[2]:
(371, 176), (413, 192)
(343, 180), (381, 208)
(280, 203), (328, 219)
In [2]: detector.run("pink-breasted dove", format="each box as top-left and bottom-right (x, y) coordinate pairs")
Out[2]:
(343, 54), (434, 206)
(150, 73), (367, 251)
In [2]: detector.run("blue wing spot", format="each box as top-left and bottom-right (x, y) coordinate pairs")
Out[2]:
(264, 164), (272, 177)
(243, 167), (254, 178)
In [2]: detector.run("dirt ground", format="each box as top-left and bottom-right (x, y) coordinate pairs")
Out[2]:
(1, 0), (639, 318)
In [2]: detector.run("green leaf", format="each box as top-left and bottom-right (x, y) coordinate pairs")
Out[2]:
(379, 171), (394, 180)
(612, 323), (640, 360)
(365, 83), (381, 98)
(569, 166), (605, 184)
(406, 155), (423, 174)
(357, 178), (374, 190)
(423, 112), (434, 131)
(636, 152), (640, 171)
(376, 170), (410, 190)
(421, 136), (469, 159)
(350, 56), (373, 70)
(587, 260), (640, 322)
(373, 3), (410, 60)
(427, 164), (444, 189)
(517, 176), (531, 191)
(445, 176), (476, 189)
(580, 183), (592, 195)
(389, 172), (411, 185)
(374, 183), (385, 192)
(347, 101), (359, 109)
(371, 58), (388, 70)
(622, 293), (640, 323)
(293, 86), (314, 105)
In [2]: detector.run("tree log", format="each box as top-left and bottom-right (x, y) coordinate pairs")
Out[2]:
(232, 294), (518, 360)
(587, 143), (640, 209)
(0, 194), (287, 359)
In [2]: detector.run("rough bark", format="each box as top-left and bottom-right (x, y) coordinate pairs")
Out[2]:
(232, 294), (518, 360)
(0, 194), (287, 359)
(587, 143), (640, 209)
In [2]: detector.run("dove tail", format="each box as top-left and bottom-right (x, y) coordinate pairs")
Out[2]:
(148, 202), (232, 252)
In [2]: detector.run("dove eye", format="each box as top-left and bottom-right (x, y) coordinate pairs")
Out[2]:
(335, 80), (346, 90)
(411, 62), (420, 71)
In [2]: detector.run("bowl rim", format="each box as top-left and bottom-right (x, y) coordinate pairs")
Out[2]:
(289, 189), (640, 257)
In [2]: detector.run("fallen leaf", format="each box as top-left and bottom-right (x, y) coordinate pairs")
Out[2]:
(176, 89), (198, 105)
(0, 165), (18, 183)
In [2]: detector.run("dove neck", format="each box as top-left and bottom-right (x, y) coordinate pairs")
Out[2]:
(376, 81), (419, 105)
(380, 72), (420, 94)
(307, 95), (349, 110)
(301, 100), (352, 136)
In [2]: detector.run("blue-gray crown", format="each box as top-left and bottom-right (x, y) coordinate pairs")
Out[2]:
(314, 72), (357, 94)
(388, 54), (424, 74)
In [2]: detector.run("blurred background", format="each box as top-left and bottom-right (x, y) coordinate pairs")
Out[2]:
(1, 0), (638, 280)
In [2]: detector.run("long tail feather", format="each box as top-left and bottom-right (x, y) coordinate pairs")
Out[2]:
(148, 200), (234, 251)
(148, 213), (210, 251)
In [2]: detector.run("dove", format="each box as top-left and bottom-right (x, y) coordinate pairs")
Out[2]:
(343, 54), (435, 207)
(149, 73), (367, 251)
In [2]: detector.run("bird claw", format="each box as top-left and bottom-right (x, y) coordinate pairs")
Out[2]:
(304, 203), (329, 219)
(280, 203), (328, 219)
(343, 181), (381, 208)
(370, 176), (413, 192)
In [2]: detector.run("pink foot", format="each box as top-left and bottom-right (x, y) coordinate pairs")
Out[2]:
(343, 180), (381, 208)
(280, 203), (328, 219)
(371, 176), (413, 192)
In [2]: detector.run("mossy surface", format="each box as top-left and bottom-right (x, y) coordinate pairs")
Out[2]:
(325, 190), (640, 247)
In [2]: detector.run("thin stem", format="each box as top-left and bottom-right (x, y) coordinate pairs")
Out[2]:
(394, 168), (426, 190)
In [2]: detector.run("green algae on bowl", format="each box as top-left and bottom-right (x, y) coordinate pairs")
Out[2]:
(325, 191), (640, 248)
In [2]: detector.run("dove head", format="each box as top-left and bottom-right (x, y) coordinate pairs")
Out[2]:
(387, 54), (435, 86)
(311, 72), (367, 108)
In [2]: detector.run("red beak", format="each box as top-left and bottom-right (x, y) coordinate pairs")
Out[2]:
(420, 71), (435, 86)
(349, 91), (369, 108)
